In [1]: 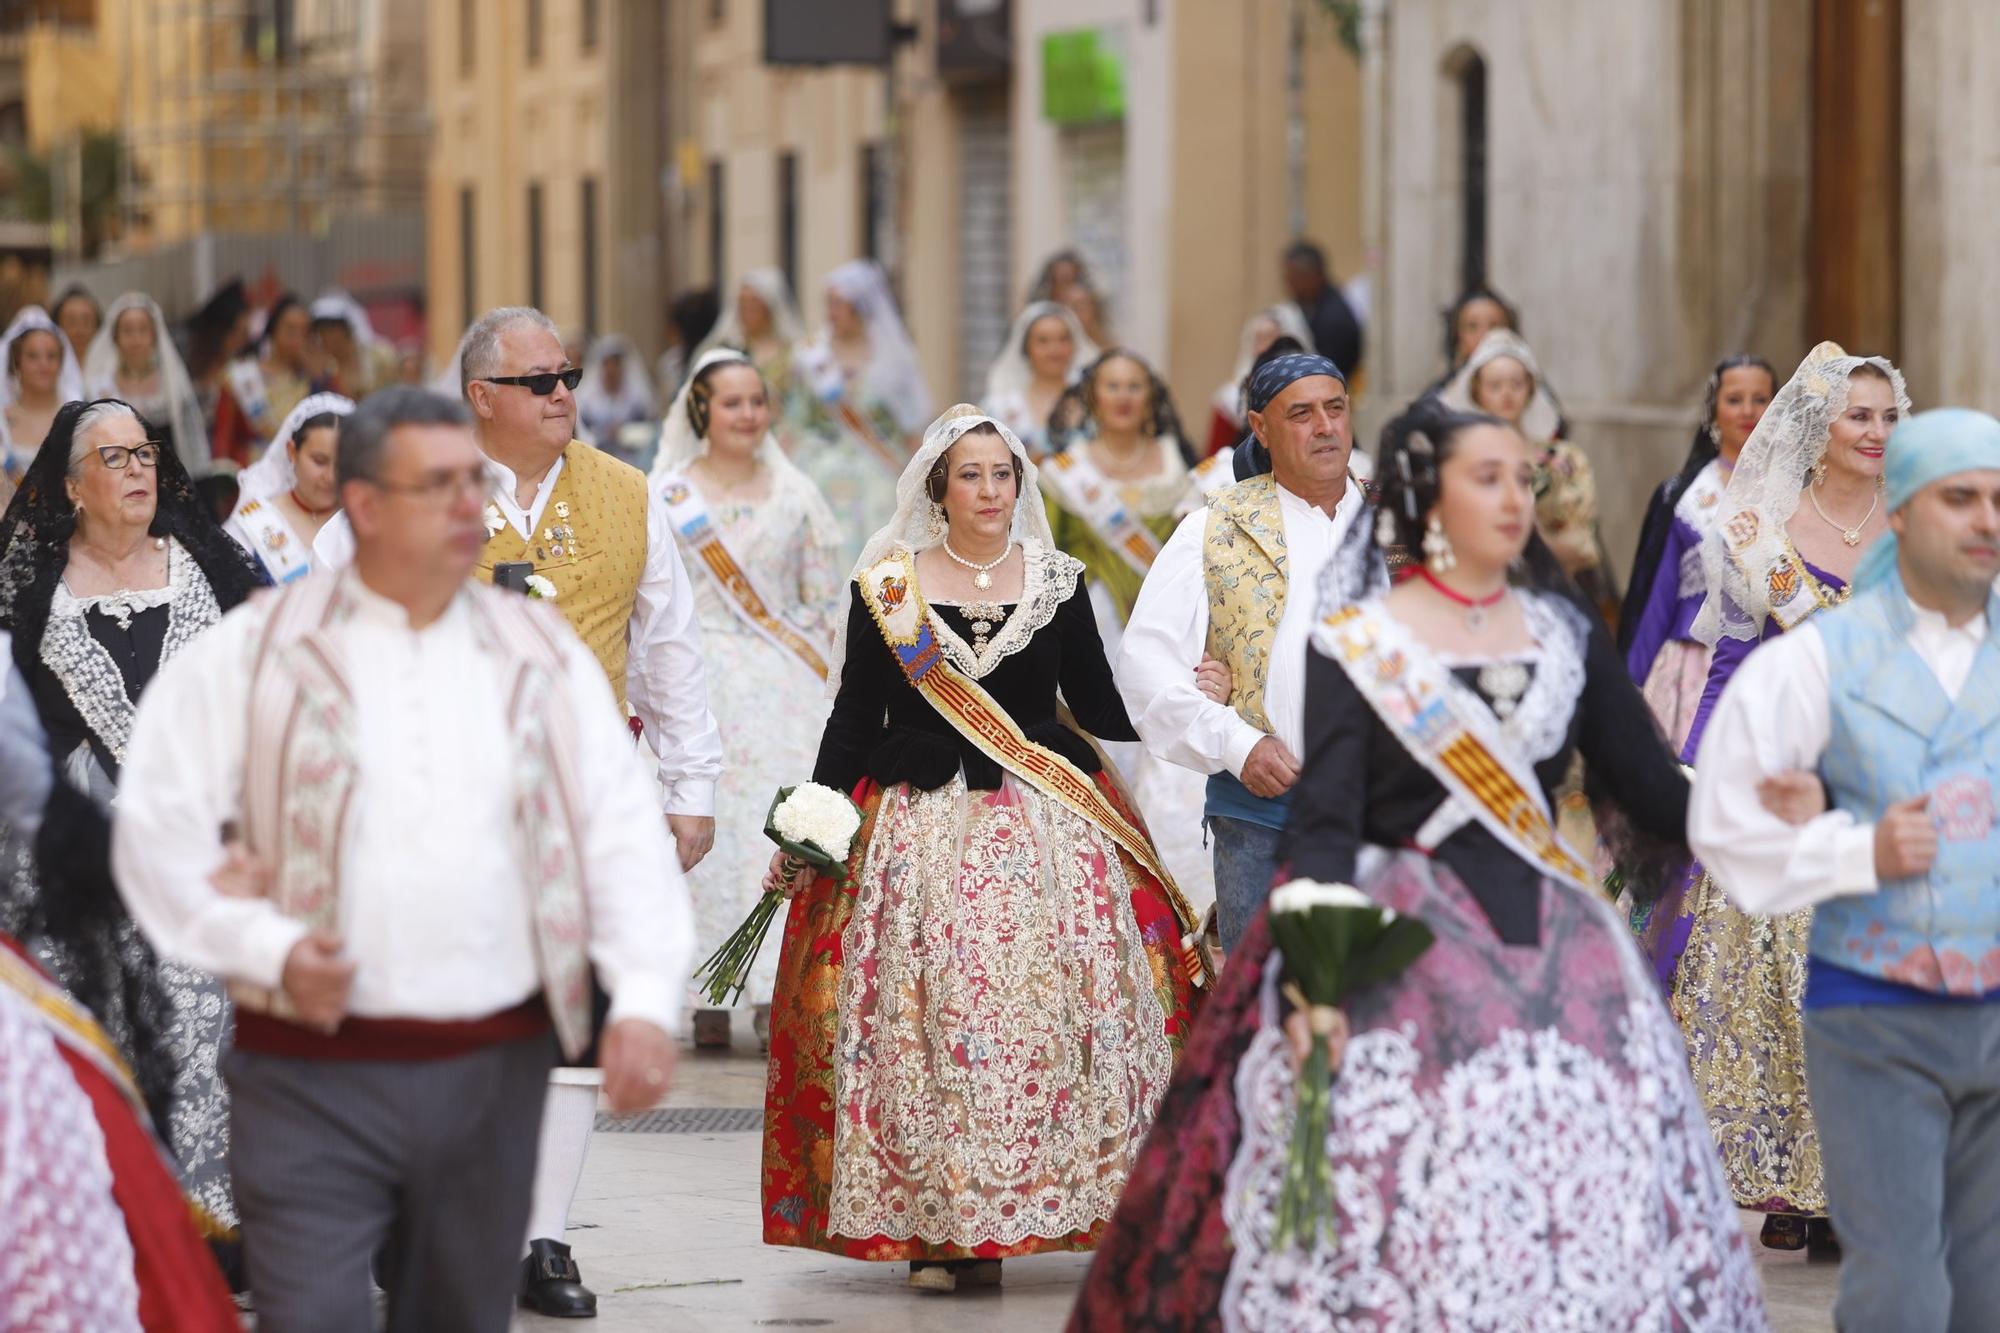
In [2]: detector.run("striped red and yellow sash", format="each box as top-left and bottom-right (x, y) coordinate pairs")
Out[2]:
(858, 551), (1211, 987)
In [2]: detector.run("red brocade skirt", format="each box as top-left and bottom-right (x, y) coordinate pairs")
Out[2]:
(761, 773), (1199, 1262)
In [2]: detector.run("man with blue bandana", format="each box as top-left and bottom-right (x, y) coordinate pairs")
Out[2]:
(1691, 406), (2000, 1332)
(1117, 353), (1371, 952)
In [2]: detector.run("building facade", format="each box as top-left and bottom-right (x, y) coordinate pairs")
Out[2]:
(1362, 0), (1978, 576)
(425, 0), (666, 362)
(670, 0), (1365, 408)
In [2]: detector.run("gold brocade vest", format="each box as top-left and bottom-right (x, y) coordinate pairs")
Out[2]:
(1201, 473), (1289, 736)
(475, 441), (647, 706)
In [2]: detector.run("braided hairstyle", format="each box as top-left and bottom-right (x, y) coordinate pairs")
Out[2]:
(1614, 353), (1776, 651)
(1044, 347), (1193, 464)
(1372, 396), (1511, 552)
(682, 354), (766, 440)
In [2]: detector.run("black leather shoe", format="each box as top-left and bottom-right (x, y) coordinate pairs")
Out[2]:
(520, 1238), (598, 1318)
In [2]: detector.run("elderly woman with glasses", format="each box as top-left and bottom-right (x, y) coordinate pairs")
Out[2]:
(0, 397), (267, 1277)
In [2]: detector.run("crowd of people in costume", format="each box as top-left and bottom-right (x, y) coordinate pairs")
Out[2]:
(1, 242), (1995, 1333)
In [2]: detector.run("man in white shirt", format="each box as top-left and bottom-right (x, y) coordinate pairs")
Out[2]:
(1689, 407), (2000, 1333)
(114, 388), (694, 1333)
(317, 307), (721, 1315)
(1117, 353), (1366, 951)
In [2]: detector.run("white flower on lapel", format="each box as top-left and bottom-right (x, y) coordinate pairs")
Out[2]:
(483, 503), (506, 539)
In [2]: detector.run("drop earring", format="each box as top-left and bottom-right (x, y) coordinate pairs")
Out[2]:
(1810, 455), (1828, 486)
(1422, 516), (1457, 574)
(924, 501), (948, 543)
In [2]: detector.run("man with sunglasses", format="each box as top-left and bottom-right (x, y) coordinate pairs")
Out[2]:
(314, 307), (721, 1319)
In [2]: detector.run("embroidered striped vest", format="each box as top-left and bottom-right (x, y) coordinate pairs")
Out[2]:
(1816, 574), (2000, 996)
(476, 442), (648, 707)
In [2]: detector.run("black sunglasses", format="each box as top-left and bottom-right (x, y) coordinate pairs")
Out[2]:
(481, 367), (583, 396)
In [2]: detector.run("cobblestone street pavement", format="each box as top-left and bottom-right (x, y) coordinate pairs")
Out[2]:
(518, 1038), (1841, 1332)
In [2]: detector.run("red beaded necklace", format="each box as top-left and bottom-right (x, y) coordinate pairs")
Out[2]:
(289, 488), (334, 518)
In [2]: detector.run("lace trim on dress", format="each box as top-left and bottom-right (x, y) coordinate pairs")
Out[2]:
(39, 540), (222, 766)
(924, 539), (1082, 679)
(1217, 922), (1763, 1333)
(1430, 591), (1583, 764)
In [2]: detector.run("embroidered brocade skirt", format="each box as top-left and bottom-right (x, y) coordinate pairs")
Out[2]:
(1068, 852), (1768, 1333)
(761, 773), (1199, 1261)
(1644, 864), (1825, 1215)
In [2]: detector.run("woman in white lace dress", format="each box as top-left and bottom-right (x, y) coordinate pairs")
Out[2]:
(649, 349), (844, 1049)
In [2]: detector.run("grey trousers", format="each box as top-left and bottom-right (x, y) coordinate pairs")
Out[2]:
(1803, 1001), (2000, 1333)
(224, 1033), (558, 1333)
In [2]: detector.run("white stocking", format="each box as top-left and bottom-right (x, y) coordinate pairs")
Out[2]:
(523, 1069), (602, 1254)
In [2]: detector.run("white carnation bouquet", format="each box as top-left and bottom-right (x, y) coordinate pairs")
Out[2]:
(1266, 878), (1435, 1251)
(693, 783), (864, 1006)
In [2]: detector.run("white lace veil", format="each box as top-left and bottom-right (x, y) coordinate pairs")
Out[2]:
(0, 305), (86, 443)
(802, 259), (933, 435)
(697, 268), (805, 357)
(1690, 340), (1910, 644)
(430, 325), (472, 399)
(1439, 328), (1562, 444)
(310, 289), (387, 353)
(825, 403), (1057, 698)
(1216, 303), (1318, 415)
(81, 292), (210, 475)
(982, 300), (1099, 405)
(576, 334), (658, 443)
(649, 347), (843, 550)
(227, 391), (356, 519)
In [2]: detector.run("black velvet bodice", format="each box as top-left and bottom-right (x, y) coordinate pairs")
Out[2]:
(812, 578), (1138, 794)
(1283, 605), (1688, 945)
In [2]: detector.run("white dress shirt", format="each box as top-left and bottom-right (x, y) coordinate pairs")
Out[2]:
(112, 574), (695, 1035)
(1117, 477), (1361, 775)
(313, 450), (724, 816)
(1688, 598), (1987, 917)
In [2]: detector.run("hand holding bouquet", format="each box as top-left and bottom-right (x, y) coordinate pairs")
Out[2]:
(1266, 878), (1435, 1252)
(693, 784), (863, 1008)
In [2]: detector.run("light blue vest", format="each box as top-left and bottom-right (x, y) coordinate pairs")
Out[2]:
(1816, 573), (2000, 996)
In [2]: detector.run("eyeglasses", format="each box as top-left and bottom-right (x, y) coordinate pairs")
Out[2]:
(480, 367), (582, 396)
(365, 467), (491, 506)
(95, 443), (162, 470)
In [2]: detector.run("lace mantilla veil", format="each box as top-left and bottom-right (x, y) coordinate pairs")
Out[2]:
(1689, 340), (1909, 645)
(822, 403), (1058, 699)
(649, 346), (843, 552)
(80, 293), (211, 477)
(226, 391), (356, 521)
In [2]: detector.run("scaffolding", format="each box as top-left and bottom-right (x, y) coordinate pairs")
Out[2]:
(116, 0), (428, 243)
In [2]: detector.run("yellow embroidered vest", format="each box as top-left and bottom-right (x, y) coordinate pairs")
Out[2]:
(1202, 473), (1289, 735)
(476, 442), (647, 707)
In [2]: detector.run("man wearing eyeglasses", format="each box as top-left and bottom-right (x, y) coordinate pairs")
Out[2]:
(113, 388), (694, 1331)
(314, 307), (721, 1318)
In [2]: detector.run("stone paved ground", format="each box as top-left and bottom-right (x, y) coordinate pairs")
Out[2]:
(517, 1036), (1840, 1332)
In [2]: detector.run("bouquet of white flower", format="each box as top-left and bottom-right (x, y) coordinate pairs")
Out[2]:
(1266, 878), (1435, 1252)
(693, 783), (864, 1007)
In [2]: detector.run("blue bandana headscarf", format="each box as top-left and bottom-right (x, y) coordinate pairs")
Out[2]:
(1245, 352), (1346, 416)
(1854, 406), (2000, 589)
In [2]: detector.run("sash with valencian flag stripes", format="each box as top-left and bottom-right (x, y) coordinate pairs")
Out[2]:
(656, 471), (829, 681)
(857, 549), (1212, 987)
(1313, 600), (1594, 891)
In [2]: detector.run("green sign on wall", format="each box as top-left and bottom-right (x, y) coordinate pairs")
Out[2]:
(1042, 27), (1126, 126)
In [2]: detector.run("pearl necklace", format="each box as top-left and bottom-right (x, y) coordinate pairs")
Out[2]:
(1807, 480), (1879, 547)
(942, 538), (1012, 590)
